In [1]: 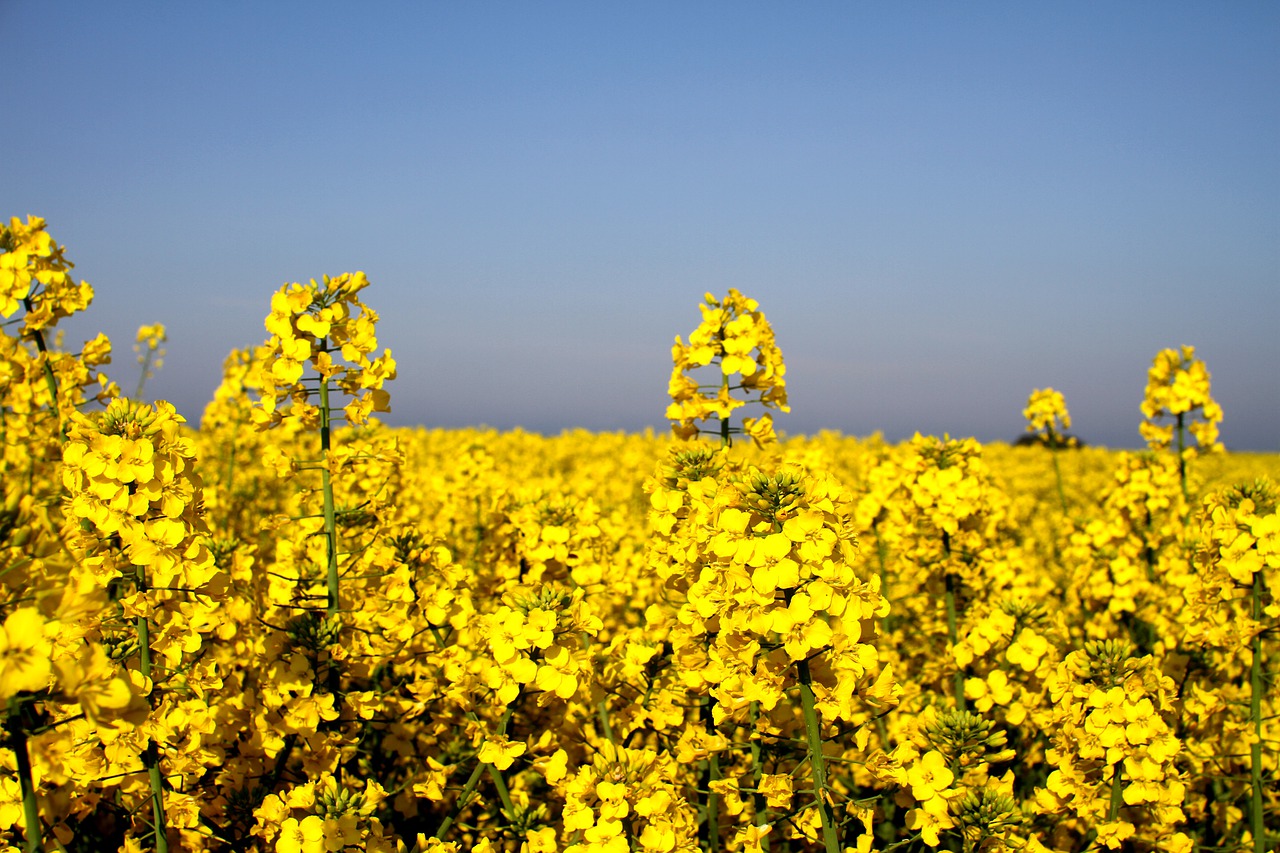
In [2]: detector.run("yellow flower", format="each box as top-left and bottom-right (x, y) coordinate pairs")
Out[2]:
(478, 734), (526, 770)
(904, 805), (953, 846)
(908, 750), (954, 804)
(0, 609), (52, 701)
(276, 815), (326, 853)
(1094, 819), (1135, 849)
(757, 773), (793, 809)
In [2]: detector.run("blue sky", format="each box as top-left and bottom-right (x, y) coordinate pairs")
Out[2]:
(5, 2), (1277, 449)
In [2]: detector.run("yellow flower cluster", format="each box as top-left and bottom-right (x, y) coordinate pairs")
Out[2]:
(667, 290), (788, 446)
(1023, 388), (1074, 447)
(62, 400), (217, 591)
(649, 456), (897, 723)
(0, 216), (115, 441)
(0, 216), (93, 333)
(1139, 345), (1222, 455)
(253, 273), (397, 429)
(1039, 640), (1188, 850)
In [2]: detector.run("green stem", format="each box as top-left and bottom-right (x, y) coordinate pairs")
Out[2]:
(597, 697), (616, 746)
(319, 377), (340, 617)
(748, 702), (771, 853)
(134, 348), (155, 400)
(718, 370), (731, 448)
(796, 659), (840, 853)
(433, 760), (485, 840)
(944, 570), (965, 712)
(435, 702), (519, 841)
(22, 298), (64, 443)
(135, 570), (169, 853)
(702, 696), (721, 853)
(1050, 445), (1068, 517)
(7, 710), (43, 853)
(486, 764), (517, 822)
(1175, 412), (1188, 501)
(1250, 572), (1265, 853)
(1107, 760), (1124, 822)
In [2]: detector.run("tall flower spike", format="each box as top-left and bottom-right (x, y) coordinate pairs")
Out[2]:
(1139, 346), (1222, 455)
(251, 272), (397, 430)
(666, 289), (788, 446)
(1023, 388), (1074, 448)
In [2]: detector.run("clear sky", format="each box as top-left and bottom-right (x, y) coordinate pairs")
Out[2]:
(5, 2), (1277, 449)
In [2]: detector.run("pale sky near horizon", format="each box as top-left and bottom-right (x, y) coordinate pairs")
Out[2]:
(4, 1), (1277, 449)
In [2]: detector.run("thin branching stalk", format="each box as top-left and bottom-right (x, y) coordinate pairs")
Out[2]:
(1250, 572), (1265, 853)
(435, 701), (519, 841)
(1175, 412), (1188, 501)
(1107, 760), (1124, 823)
(136, 567), (169, 853)
(318, 376), (340, 617)
(796, 659), (840, 853)
(22, 298), (63, 443)
(702, 697), (721, 853)
(486, 764), (517, 822)
(134, 348), (156, 400)
(1050, 444), (1068, 517)
(748, 702), (771, 853)
(6, 703), (43, 853)
(434, 761), (486, 840)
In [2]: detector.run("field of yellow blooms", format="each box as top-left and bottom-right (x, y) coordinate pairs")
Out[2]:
(1, 216), (1277, 853)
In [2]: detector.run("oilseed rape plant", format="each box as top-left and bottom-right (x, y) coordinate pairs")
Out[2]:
(0, 217), (1276, 853)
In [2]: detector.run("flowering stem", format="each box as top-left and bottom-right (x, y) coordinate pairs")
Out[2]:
(1250, 572), (1265, 853)
(134, 347), (156, 400)
(1107, 760), (1124, 822)
(5, 705), (43, 853)
(21, 298), (63, 443)
(944, 569), (965, 712)
(136, 579), (169, 853)
(434, 760), (485, 840)
(435, 702), (519, 840)
(796, 659), (840, 853)
(748, 702), (772, 853)
(1050, 446), (1068, 517)
(318, 376), (340, 617)
(485, 764), (517, 823)
(702, 697), (721, 853)
(1175, 412), (1188, 501)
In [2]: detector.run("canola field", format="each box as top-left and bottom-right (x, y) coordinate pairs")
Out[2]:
(1, 216), (1277, 853)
